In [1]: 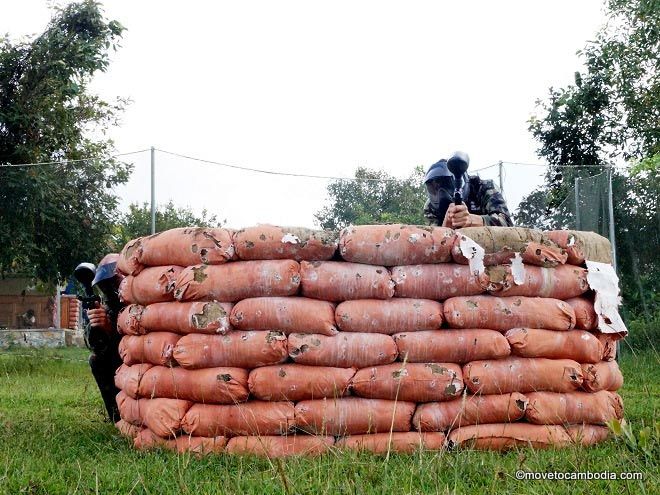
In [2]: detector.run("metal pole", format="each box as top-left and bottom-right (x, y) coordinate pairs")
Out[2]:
(607, 166), (617, 271)
(498, 161), (504, 194)
(150, 146), (156, 234)
(574, 177), (581, 230)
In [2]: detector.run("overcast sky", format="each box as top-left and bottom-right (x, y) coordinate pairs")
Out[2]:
(2, 0), (607, 229)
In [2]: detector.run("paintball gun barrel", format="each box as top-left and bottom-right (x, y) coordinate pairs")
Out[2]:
(447, 151), (470, 206)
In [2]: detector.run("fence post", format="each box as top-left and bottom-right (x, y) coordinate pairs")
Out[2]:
(150, 146), (156, 235)
(498, 161), (504, 195)
(574, 177), (581, 230)
(607, 166), (617, 272)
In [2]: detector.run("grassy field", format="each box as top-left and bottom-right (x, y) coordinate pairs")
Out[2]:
(0, 347), (657, 495)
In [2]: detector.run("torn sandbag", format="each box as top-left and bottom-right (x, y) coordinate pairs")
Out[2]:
(174, 261), (301, 302)
(485, 264), (589, 300)
(393, 329), (511, 364)
(173, 331), (288, 369)
(546, 230), (613, 265)
(300, 261), (394, 301)
(248, 364), (355, 401)
(335, 298), (444, 334)
(181, 401), (295, 437)
(339, 224), (455, 266)
(117, 301), (234, 336)
(350, 362), (463, 402)
(295, 397), (415, 436)
(138, 366), (249, 404)
(451, 227), (567, 267)
(287, 332), (398, 368)
(230, 297), (337, 336)
(413, 393), (528, 431)
(336, 432), (446, 454)
(233, 225), (338, 261)
(585, 261), (628, 336)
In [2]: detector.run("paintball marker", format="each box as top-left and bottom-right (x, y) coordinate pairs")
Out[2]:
(74, 254), (122, 329)
(74, 262), (101, 320)
(447, 151), (470, 206)
(447, 151), (470, 205)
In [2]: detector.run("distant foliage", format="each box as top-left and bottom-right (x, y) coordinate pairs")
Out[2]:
(0, 1), (130, 284)
(518, 0), (660, 318)
(314, 166), (427, 230)
(112, 201), (222, 251)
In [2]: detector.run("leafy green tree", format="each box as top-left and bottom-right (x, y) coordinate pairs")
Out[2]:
(314, 166), (427, 230)
(519, 0), (659, 318)
(0, 1), (130, 284)
(112, 201), (222, 251)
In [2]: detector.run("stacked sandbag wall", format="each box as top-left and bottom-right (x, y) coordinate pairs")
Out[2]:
(112, 225), (625, 456)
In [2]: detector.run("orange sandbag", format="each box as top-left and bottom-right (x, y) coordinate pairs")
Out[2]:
(594, 333), (618, 361)
(114, 363), (153, 398)
(545, 230), (613, 265)
(565, 297), (598, 330)
(181, 401), (295, 437)
(248, 364), (355, 401)
(288, 332), (397, 368)
(134, 428), (227, 454)
(393, 329), (511, 364)
(118, 333), (180, 366)
(116, 390), (142, 425)
(463, 357), (583, 394)
(338, 224), (455, 266)
(118, 237), (144, 276)
(581, 361), (624, 392)
(525, 391), (623, 425)
(300, 261), (394, 302)
(566, 424), (611, 445)
(451, 228), (568, 267)
(233, 225), (338, 261)
(117, 301), (234, 336)
(226, 435), (334, 457)
(295, 397), (415, 435)
(335, 299), (443, 334)
(391, 264), (487, 300)
(505, 328), (603, 363)
(444, 296), (576, 331)
(486, 264), (589, 299)
(116, 392), (192, 437)
(336, 432), (446, 453)
(115, 419), (144, 439)
(118, 266), (182, 305)
(351, 363), (463, 402)
(139, 228), (234, 267)
(173, 260), (301, 302)
(230, 297), (337, 336)
(173, 331), (288, 369)
(138, 366), (249, 404)
(414, 392), (528, 432)
(448, 423), (588, 450)
(451, 423), (610, 450)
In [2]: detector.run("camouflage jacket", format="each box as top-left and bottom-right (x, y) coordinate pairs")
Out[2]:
(423, 176), (514, 227)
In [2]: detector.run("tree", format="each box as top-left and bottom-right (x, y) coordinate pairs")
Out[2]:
(519, 0), (659, 318)
(112, 201), (222, 251)
(314, 166), (427, 230)
(0, 1), (130, 284)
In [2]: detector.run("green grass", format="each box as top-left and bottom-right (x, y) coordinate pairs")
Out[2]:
(0, 347), (657, 495)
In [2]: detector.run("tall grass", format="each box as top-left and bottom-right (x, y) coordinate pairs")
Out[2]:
(0, 347), (657, 495)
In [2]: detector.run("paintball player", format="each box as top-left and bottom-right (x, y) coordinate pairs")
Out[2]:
(79, 254), (123, 423)
(423, 153), (513, 228)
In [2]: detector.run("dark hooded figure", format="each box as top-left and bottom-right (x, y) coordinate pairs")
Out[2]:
(84, 253), (123, 422)
(423, 155), (513, 228)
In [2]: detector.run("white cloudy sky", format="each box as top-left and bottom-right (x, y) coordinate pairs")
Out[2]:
(2, 0), (607, 229)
